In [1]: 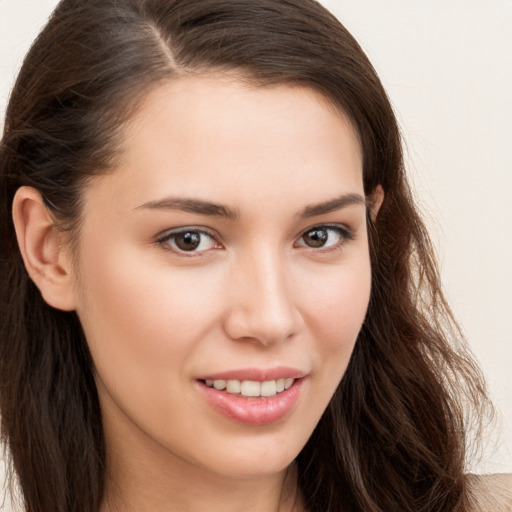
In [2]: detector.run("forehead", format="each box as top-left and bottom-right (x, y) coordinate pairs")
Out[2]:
(85, 76), (364, 215)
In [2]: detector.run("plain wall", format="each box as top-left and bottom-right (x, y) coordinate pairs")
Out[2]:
(0, 2), (510, 506)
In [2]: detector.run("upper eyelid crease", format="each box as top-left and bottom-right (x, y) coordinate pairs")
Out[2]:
(300, 223), (354, 238)
(156, 224), (352, 244)
(156, 227), (218, 241)
(297, 225), (353, 244)
(155, 223), (348, 246)
(155, 225), (351, 256)
(157, 228), (221, 255)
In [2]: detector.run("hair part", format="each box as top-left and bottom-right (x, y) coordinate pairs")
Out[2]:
(0, 1), (491, 511)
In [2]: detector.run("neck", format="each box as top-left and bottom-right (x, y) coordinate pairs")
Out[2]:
(100, 419), (302, 512)
(102, 455), (301, 512)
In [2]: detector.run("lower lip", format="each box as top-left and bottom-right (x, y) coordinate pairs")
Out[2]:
(197, 379), (304, 426)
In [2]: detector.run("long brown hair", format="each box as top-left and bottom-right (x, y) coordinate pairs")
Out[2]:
(0, 1), (491, 511)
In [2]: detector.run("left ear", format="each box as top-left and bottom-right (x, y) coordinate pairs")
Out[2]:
(12, 186), (77, 311)
(368, 185), (385, 222)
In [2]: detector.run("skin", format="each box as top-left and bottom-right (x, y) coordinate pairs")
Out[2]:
(13, 76), (383, 512)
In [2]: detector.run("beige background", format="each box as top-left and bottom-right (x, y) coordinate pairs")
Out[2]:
(321, 0), (512, 474)
(0, 1), (510, 506)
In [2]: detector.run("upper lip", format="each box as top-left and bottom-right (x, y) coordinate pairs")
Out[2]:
(198, 366), (306, 382)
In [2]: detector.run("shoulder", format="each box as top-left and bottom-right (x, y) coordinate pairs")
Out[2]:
(466, 474), (512, 512)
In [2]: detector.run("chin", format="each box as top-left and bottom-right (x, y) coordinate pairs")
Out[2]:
(184, 428), (307, 479)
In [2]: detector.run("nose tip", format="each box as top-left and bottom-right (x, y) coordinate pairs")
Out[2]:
(224, 303), (297, 346)
(223, 256), (301, 346)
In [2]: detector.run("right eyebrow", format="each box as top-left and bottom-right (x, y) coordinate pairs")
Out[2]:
(135, 197), (239, 220)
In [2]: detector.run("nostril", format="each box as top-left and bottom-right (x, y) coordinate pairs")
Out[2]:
(222, 300), (299, 344)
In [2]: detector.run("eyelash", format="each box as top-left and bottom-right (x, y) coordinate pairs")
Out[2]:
(156, 227), (221, 256)
(294, 225), (354, 253)
(156, 224), (354, 256)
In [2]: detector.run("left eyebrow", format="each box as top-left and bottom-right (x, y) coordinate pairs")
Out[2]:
(299, 193), (366, 219)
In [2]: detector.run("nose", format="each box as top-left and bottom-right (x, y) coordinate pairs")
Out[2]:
(223, 249), (302, 346)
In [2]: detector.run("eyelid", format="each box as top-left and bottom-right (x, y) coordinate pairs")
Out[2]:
(156, 226), (223, 255)
(154, 223), (353, 256)
(295, 224), (354, 251)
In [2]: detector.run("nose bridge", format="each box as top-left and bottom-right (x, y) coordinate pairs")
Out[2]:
(224, 245), (300, 344)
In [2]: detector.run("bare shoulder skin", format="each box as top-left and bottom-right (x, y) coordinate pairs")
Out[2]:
(467, 474), (512, 512)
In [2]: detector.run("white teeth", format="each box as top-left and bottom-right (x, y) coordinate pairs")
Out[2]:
(260, 380), (277, 397)
(206, 378), (296, 397)
(213, 379), (226, 390)
(241, 380), (261, 396)
(226, 380), (241, 394)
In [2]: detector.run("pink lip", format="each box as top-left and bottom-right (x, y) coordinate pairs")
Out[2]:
(199, 366), (305, 382)
(196, 368), (306, 426)
(198, 379), (304, 426)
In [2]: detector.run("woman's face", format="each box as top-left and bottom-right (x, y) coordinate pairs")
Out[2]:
(72, 76), (374, 480)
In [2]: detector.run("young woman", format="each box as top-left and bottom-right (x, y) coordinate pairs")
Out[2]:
(1, 1), (510, 511)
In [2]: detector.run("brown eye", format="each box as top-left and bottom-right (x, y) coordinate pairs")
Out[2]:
(302, 228), (328, 248)
(159, 229), (219, 253)
(297, 225), (353, 250)
(172, 231), (200, 251)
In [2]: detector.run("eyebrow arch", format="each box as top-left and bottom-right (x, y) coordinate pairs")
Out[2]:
(136, 192), (365, 221)
(136, 197), (239, 220)
(299, 193), (366, 218)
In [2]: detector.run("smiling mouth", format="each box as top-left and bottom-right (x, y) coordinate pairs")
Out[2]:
(202, 378), (295, 397)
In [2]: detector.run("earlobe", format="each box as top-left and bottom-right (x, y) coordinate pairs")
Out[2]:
(12, 186), (77, 311)
(369, 185), (385, 222)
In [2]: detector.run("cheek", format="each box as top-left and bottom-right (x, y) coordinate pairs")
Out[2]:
(306, 257), (371, 332)
(300, 254), (371, 377)
(73, 242), (224, 388)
